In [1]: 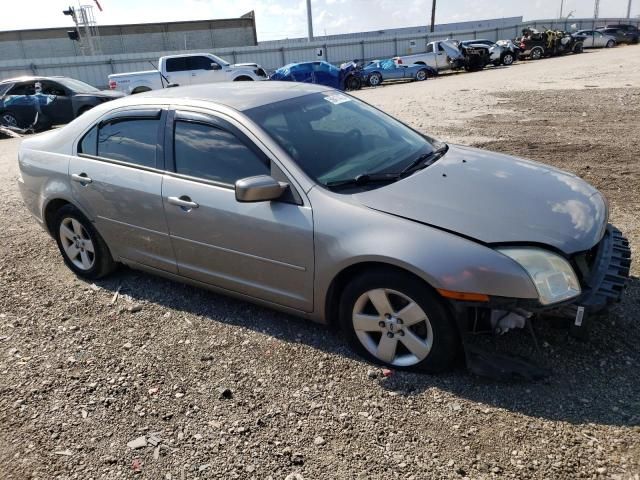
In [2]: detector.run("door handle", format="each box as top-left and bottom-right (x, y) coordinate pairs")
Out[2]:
(168, 196), (199, 209)
(71, 173), (92, 184)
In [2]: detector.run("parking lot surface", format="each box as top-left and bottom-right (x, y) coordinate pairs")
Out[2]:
(1, 46), (639, 479)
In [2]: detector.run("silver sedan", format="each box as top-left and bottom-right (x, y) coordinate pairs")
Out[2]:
(575, 30), (617, 48)
(17, 82), (630, 372)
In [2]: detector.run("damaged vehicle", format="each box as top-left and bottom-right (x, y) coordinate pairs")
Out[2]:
(363, 59), (436, 86)
(394, 40), (491, 73)
(460, 39), (517, 66)
(517, 28), (585, 60)
(270, 61), (363, 91)
(17, 83), (631, 376)
(0, 76), (123, 131)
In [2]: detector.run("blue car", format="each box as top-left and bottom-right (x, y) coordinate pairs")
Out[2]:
(363, 59), (437, 87)
(269, 61), (363, 91)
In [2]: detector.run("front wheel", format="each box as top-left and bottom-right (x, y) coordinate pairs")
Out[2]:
(339, 269), (460, 372)
(573, 43), (584, 54)
(368, 72), (382, 87)
(345, 75), (361, 91)
(1, 111), (19, 128)
(606, 40), (615, 48)
(53, 205), (116, 280)
(502, 53), (514, 66)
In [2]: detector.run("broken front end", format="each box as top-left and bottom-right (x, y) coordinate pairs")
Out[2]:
(450, 225), (631, 379)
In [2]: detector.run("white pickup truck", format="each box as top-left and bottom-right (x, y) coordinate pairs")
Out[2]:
(108, 53), (268, 95)
(394, 40), (493, 72)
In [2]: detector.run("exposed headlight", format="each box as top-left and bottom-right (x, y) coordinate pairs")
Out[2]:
(497, 247), (581, 305)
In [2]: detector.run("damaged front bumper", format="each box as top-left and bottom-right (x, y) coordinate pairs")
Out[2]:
(449, 225), (631, 379)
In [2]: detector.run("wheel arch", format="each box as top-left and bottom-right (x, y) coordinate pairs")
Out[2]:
(43, 197), (93, 237)
(233, 75), (254, 81)
(324, 261), (438, 328)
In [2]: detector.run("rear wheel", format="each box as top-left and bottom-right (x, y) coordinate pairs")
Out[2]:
(339, 269), (459, 372)
(368, 72), (382, 87)
(530, 47), (543, 60)
(53, 205), (116, 280)
(415, 69), (428, 81)
(606, 40), (616, 48)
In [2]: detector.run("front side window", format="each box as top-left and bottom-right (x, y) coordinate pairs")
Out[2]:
(246, 92), (439, 188)
(189, 56), (214, 71)
(9, 82), (35, 96)
(40, 81), (66, 96)
(97, 118), (159, 168)
(173, 121), (269, 185)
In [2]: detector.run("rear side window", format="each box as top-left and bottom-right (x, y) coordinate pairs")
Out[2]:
(165, 57), (189, 72)
(174, 121), (269, 185)
(79, 126), (98, 155)
(97, 118), (159, 168)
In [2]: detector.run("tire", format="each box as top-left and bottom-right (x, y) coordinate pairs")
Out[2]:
(339, 269), (460, 372)
(53, 204), (116, 280)
(1, 111), (19, 128)
(606, 40), (616, 48)
(502, 52), (514, 66)
(415, 69), (428, 81)
(345, 75), (361, 91)
(573, 43), (584, 54)
(530, 48), (543, 60)
(368, 72), (382, 87)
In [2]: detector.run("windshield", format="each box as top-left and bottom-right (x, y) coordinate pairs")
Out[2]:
(56, 78), (100, 93)
(246, 92), (440, 188)
(212, 55), (231, 66)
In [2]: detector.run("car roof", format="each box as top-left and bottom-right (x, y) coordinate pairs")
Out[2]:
(0, 75), (67, 84)
(135, 81), (334, 111)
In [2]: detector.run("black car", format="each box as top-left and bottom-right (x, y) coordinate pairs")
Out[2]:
(0, 76), (124, 130)
(597, 25), (639, 44)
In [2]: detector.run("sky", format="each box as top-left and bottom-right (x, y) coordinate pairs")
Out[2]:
(0, 0), (637, 41)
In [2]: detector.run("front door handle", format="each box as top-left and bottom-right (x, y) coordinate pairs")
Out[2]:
(168, 195), (199, 209)
(71, 173), (92, 184)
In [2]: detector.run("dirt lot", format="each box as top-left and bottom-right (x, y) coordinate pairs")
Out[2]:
(1, 46), (639, 479)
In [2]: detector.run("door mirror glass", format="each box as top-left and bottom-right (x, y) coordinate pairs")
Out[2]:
(210, 62), (221, 70)
(235, 175), (288, 202)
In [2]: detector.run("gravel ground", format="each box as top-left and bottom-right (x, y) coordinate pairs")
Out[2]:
(1, 46), (639, 479)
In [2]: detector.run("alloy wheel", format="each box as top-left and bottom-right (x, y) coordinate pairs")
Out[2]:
(1, 113), (18, 128)
(503, 53), (514, 65)
(416, 70), (427, 81)
(352, 288), (433, 367)
(59, 217), (95, 271)
(369, 74), (382, 86)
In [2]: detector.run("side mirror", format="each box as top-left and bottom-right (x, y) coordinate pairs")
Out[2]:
(210, 62), (222, 70)
(235, 175), (288, 203)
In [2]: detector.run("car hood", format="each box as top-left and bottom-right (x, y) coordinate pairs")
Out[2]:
(353, 145), (607, 254)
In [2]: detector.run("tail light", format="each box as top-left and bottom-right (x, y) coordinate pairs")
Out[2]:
(396, 58), (403, 64)
(108, 79), (117, 89)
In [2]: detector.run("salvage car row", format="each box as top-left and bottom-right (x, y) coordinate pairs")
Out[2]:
(1, 24), (638, 133)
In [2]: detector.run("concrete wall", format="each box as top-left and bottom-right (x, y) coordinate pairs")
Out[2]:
(0, 17), (257, 61)
(0, 17), (636, 89)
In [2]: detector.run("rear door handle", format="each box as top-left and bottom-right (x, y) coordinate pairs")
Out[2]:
(168, 195), (199, 209)
(71, 173), (92, 184)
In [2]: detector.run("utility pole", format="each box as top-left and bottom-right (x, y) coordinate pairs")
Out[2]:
(559, 0), (564, 19)
(594, 0), (600, 19)
(306, 0), (314, 41)
(627, 0), (633, 19)
(430, 0), (436, 33)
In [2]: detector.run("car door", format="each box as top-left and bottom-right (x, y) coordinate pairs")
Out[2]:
(164, 57), (192, 87)
(3, 81), (37, 126)
(161, 110), (314, 312)
(39, 80), (74, 124)
(435, 43), (449, 69)
(188, 55), (225, 85)
(69, 107), (177, 273)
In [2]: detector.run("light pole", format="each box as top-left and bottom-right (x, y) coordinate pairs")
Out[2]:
(559, 0), (564, 20)
(306, 0), (314, 41)
(628, 0), (633, 19)
(430, 0), (436, 33)
(594, 0), (600, 19)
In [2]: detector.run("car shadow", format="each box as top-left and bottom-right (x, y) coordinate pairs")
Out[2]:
(90, 268), (640, 428)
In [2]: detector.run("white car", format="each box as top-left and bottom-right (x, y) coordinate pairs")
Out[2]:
(108, 53), (268, 95)
(575, 30), (617, 48)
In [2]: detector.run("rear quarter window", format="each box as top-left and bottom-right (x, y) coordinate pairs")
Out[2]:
(97, 118), (159, 168)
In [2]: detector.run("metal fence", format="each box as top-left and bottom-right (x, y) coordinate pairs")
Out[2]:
(0, 17), (637, 89)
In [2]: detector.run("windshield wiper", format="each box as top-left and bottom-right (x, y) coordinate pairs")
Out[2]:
(326, 144), (449, 190)
(399, 144), (449, 177)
